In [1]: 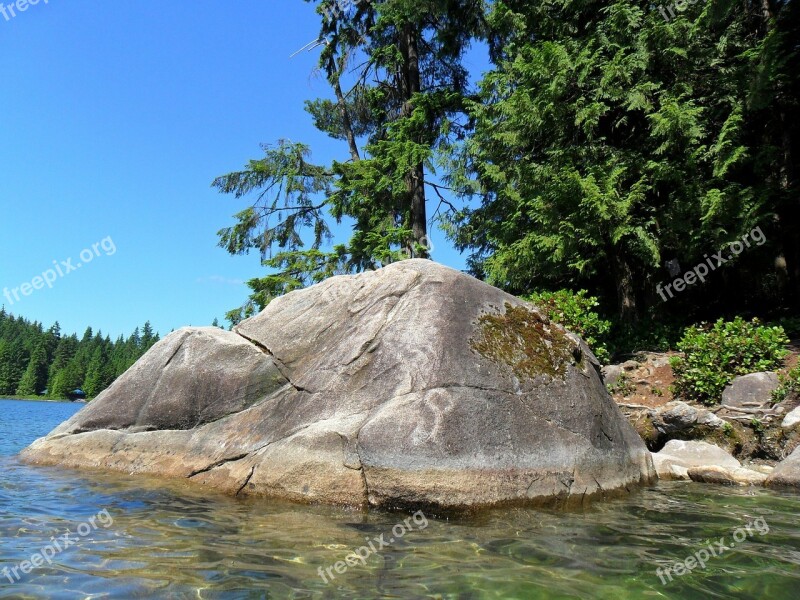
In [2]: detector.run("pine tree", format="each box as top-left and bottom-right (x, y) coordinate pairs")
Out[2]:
(16, 341), (49, 396)
(449, 0), (798, 321)
(83, 346), (110, 398)
(0, 340), (26, 395)
(0, 310), (161, 399)
(214, 0), (486, 323)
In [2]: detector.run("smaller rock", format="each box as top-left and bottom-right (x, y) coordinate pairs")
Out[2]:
(781, 406), (800, 430)
(601, 364), (624, 387)
(650, 401), (725, 434)
(655, 439), (741, 470)
(746, 464), (775, 475)
(648, 354), (672, 369)
(721, 372), (780, 408)
(621, 360), (640, 371)
(765, 446), (800, 489)
(651, 453), (690, 481)
(687, 466), (767, 486)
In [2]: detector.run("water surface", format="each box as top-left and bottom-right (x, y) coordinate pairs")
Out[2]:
(1, 398), (799, 599)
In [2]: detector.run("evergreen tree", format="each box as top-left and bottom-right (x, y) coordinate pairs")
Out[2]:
(449, 0), (798, 321)
(0, 310), (160, 399)
(16, 341), (49, 396)
(0, 340), (26, 395)
(83, 346), (111, 398)
(47, 334), (78, 396)
(214, 0), (486, 323)
(141, 321), (156, 350)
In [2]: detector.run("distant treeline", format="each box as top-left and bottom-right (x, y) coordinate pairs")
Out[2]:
(0, 308), (159, 399)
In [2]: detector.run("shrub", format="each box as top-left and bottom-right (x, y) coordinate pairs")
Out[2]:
(670, 318), (789, 405)
(773, 316), (800, 339)
(524, 290), (612, 364)
(609, 318), (684, 357)
(772, 365), (800, 405)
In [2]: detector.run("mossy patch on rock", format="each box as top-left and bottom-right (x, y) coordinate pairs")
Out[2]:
(471, 302), (576, 380)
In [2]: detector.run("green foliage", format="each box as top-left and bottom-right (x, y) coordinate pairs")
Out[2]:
(213, 0), (799, 330)
(215, 1), (486, 321)
(0, 308), (159, 399)
(523, 290), (611, 363)
(773, 317), (800, 339)
(606, 372), (635, 396)
(448, 0), (799, 321)
(670, 318), (790, 405)
(609, 317), (684, 357)
(772, 365), (800, 405)
(15, 341), (48, 396)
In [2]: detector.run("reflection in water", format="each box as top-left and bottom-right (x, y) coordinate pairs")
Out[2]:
(1, 399), (799, 599)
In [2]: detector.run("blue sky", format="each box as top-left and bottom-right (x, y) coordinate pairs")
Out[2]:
(0, 0), (487, 339)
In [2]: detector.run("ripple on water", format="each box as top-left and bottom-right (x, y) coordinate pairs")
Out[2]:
(1, 399), (800, 599)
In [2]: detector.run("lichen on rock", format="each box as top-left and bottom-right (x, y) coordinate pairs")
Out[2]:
(471, 302), (576, 380)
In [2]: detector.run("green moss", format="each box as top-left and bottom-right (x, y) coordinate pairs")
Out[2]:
(634, 415), (660, 449)
(471, 302), (577, 380)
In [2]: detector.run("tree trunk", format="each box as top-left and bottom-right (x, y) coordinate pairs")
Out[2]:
(777, 101), (799, 303)
(333, 55), (360, 162)
(609, 246), (638, 323)
(400, 24), (429, 258)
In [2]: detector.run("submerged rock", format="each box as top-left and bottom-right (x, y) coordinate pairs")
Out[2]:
(21, 260), (654, 509)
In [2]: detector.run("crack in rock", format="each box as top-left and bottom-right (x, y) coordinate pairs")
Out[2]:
(235, 466), (256, 496)
(234, 330), (309, 393)
(187, 453), (250, 478)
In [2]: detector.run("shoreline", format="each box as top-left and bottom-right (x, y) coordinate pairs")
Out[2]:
(0, 396), (81, 404)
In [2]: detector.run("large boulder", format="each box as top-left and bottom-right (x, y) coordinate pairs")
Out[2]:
(650, 440), (769, 485)
(21, 260), (654, 509)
